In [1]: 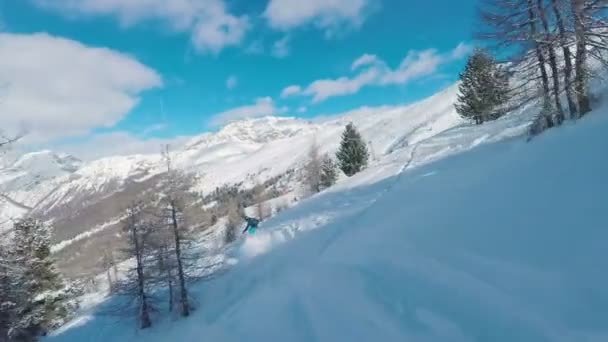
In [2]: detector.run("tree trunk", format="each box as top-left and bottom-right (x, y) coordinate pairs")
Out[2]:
(551, 0), (577, 118)
(527, 0), (554, 126)
(572, 0), (591, 117)
(168, 277), (174, 313)
(537, 0), (565, 124)
(105, 269), (113, 294)
(131, 215), (151, 329)
(157, 246), (173, 313)
(171, 201), (190, 317)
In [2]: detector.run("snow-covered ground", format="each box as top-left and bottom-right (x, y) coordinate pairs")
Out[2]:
(46, 99), (608, 341)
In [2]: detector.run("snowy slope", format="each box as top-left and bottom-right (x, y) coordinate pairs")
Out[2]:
(46, 98), (608, 341)
(0, 85), (467, 242)
(0, 150), (81, 203)
(0, 82), (536, 276)
(176, 84), (467, 194)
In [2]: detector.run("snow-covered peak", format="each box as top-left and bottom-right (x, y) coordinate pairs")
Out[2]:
(74, 154), (161, 183)
(12, 150), (82, 174)
(0, 150), (82, 214)
(219, 116), (316, 143)
(184, 116), (317, 151)
(0, 150), (81, 186)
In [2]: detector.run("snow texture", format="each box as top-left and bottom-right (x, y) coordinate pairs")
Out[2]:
(45, 101), (608, 341)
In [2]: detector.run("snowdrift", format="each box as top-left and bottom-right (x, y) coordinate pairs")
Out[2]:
(47, 109), (608, 341)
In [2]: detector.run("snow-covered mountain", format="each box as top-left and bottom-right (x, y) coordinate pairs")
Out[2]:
(0, 83), (533, 276)
(45, 85), (608, 342)
(0, 150), (82, 233)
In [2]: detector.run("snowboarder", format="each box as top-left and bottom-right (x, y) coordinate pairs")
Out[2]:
(242, 215), (260, 235)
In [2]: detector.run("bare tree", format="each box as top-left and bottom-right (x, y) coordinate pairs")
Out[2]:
(536, 0), (566, 123)
(123, 202), (152, 329)
(251, 183), (269, 220)
(160, 145), (191, 317)
(101, 249), (118, 294)
(478, 0), (551, 104)
(478, 0), (585, 135)
(571, 0), (592, 116)
(551, 0), (578, 117)
(303, 140), (322, 195)
(224, 196), (242, 245)
(147, 229), (176, 313)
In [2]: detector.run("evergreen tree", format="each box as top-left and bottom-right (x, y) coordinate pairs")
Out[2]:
(319, 154), (338, 190)
(0, 245), (20, 341)
(8, 218), (71, 341)
(455, 49), (510, 124)
(336, 123), (369, 177)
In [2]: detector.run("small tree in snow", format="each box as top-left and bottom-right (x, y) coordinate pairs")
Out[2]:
(101, 249), (118, 294)
(224, 197), (242, 245)
(252, 183), (269, 220)
(319, 154), (338, 190)
(336, 123), (368, 177)
(303, 140), (322, 195)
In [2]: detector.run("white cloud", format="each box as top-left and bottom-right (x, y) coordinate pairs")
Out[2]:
(297, 106), (307, 113)
(351, 53), (381, 70)
(57, 131), (191, 161)
(379, 49), (444, 85)
(33, 0), (249, 54)
(451, 42), (473, 59)
(272, 36), (290, 58)
(299, 43), (469, 103)
(209, 97), (287, 127)
(280, 85), (302, 98)
(226, 75), (238, 90)
(304, 67), (379, 103)
(0, 32), (162, 143)
(264, 0), (370, 35)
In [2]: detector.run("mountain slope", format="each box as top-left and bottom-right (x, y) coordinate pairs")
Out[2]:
(0, 83), (534, 277)
(47, 99), (608, 342)
(0, 150), (81, 232)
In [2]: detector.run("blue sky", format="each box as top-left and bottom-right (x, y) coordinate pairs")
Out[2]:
(0, 0), (477, 159)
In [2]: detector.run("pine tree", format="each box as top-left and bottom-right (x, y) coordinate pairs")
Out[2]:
(0, 244), (20, 341)
(8, 218), (71, 341)
(319, 154), (338, 190)
(455, 49), (510, 124)
(336, 123), (369, 177)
